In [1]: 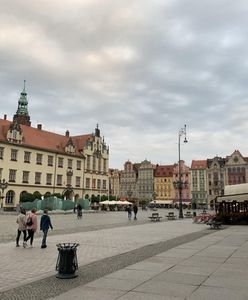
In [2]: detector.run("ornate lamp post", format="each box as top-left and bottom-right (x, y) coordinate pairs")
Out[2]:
(173, 124), (188, 219)
(0, 179), (9, 209)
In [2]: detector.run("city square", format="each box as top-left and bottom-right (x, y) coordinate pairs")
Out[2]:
(1, 0), (248, 299)
(0, 210), (248, 299)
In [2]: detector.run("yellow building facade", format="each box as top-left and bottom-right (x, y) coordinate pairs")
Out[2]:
(154, 165), (174, 205)
(0, 85), (109, 209)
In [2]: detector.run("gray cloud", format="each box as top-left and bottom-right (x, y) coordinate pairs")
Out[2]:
(1, 0), (248, 168)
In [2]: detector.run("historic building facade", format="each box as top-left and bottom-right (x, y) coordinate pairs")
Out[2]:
(224, 150), (248, 186)
(108, 168), (121, 198)
(154, 164), (174, 204)
(119, 161), (139, 201)
(173, 160), (191, 205)
(0, 84), (109, 209)
(190, 160), (207, 208)
(206, 156), (225, 206)
(136, 159), (154, 201)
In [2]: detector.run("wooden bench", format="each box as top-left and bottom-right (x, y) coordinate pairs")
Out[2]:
(206, 219), (222, 229)
(184, 211), (193, 218)
(148, 212), (162, 222)
(166, 212), (176, 220)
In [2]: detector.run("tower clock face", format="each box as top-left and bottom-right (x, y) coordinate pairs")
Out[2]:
(234, 156), (239, 163)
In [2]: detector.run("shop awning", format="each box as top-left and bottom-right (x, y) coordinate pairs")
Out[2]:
(216, 193), (248, 203)
(150, 200), (173, 205)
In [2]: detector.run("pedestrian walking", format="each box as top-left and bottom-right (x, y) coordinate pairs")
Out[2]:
(127, 205), (132, 220)
(77, 203), (82, 219)
(25, 208), (38, 247)
(40, 209), (53, 249)
(16, 208), (27, 247)
(133, 203), (138, 220)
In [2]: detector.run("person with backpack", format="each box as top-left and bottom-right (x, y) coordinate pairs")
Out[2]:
(25, 208), (37, 247)
(40, 209), (53, 249)
(16, 208), (27, 247)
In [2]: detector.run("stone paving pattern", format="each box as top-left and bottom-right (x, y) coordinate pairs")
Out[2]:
(0, 210), (248, 299)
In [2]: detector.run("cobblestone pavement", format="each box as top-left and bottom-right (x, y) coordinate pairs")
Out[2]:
(48, 226), (248, 300)
(0, 209), (208, 243)
(0, 210), (209, 296)
(0, 209), (161, 243)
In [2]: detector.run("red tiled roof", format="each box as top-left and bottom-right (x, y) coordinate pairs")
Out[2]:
(154, 165), (174, 177)
(191, 160), (207, 169)
(0, 118), (92, 156)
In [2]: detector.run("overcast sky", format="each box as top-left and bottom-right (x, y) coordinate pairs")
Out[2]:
(1, 0), (248, 169)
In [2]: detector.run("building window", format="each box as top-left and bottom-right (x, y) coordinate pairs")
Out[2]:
(46, 173), (52, 185)
(68, 159), (73, 169)
(22, 171), (29, 183)
(9, 169), (16, 182)
(0, 147), (4, 159)
(35, 172), (41, 184)
(97, 179), (101, 189)
(93, 156), (96, 171)
(103, 159), (107, 173)
(57, 175), (62, 186)
(5, 190), (14, 204)
(87, 155), (91, 170)
(77, 160), (81, 170)
(67, 175), (72, 185)
(76, 176), (81, 187)
(92, 179), (96, 189)
(36, 154), (42, 165)
(48, 155), (53, 166)
(103, 180), (106, 189)
(58, 157), (63, 168)
(24, 151), (31, 163)
(0, 168), (2, 180)
(11, 149), (18, 161)
(98, 158), (102, 172)
(86, 178), (90, 188)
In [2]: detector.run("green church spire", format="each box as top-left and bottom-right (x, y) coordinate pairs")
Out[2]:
(13, 80), (31, 126)
(17, 80), (29, 115)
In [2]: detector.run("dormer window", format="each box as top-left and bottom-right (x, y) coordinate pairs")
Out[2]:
(65, 144), (75, 154)
(7, 122), (23, 144)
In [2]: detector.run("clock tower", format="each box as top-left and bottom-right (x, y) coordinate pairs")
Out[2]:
(13, 80), (31, 126)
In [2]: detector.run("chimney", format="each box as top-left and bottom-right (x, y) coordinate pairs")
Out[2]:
(4, 114), (7, 120)
(65, 130), (70, 137)
(37, 124), (42, 130)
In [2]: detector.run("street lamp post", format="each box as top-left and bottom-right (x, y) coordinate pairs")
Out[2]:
(173, 124), (188, 219)
(0, 179), (9, 209)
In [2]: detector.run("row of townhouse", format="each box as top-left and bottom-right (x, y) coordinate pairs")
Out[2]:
(0, 84), (109, 209)
(109, 150), (248, 208)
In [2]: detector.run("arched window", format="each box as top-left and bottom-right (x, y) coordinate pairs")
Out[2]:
(5, 190), (15, 204)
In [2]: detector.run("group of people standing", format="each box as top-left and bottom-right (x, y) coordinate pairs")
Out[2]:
(16, 208), (53, 249)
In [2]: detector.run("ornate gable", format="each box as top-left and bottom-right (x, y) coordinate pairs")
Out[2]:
(7, 121), (23, 144)
(226, 150), (247, 165)
(65, 137), (75, 155)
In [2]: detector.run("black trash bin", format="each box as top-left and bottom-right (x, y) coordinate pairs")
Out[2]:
(56, 243), (79, 279)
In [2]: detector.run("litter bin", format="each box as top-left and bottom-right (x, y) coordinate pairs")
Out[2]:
(56, 243), (79, 279)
